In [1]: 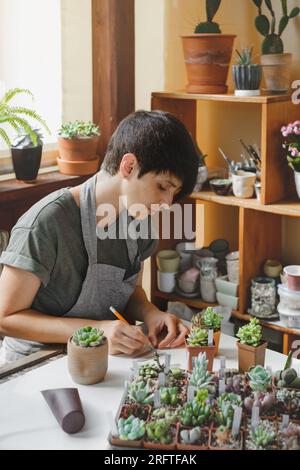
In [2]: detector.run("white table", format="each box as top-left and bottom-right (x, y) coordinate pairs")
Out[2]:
(0, 334), (298, 450)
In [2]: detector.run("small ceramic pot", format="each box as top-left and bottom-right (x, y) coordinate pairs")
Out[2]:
(67, 337), (108, 385)
(226, 251), (240, 283)
(157, 271), (177, 293)
(284, 266), (300, 291)
(156, 250), (180, 273)
(176, 242), (199, 272)
(263, 259), (282, 279)
(178, 268), (200, 294)
(232, 64), (262, 96)
(200, 277), (217, 303)
(232, 171), (256, 199)
(196, 257), (218, 279)
(210, 179), (232, 196)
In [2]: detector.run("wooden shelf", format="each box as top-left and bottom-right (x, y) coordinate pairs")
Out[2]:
(152, 90), (292, 104)
(190, 191), (300, 218)
(154, 290), (217, 310)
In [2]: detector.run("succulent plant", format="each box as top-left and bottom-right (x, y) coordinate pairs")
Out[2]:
(187, 328), (208, 347)
(72, 326), (105, 347)
(247, 420), (277, 450)
(146, 419), (173, 445)
(247, 365), (272, 391)
(275, 367), (300, 390)
(194, 0), (222, 34)
(180, 427), (206, 446)
(224, 373), (243, 395)
(189, 353), (213, 389)
(252, 0), (300, 54)
(192, 307), (223, 332)
(244, 391), (275, 415)
(215, 425), (231, 446)
(117, 415), (146, 441)
(159, 387), (179, 407)
(58, 120), (100, 139)
(127, 380), (154, 405)
(138, 360), (162, 379)
(152, 407), (182, 424)
(235, 47), (254, 66)
(279, 423), (300, 450)
(181, 400), (212, 427)
(214, 393), (242, 428)
(236, 317), (262, 347)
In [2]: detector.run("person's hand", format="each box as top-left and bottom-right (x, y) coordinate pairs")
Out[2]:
(144, 310), (189, 349)
(103, 320), (151, 356)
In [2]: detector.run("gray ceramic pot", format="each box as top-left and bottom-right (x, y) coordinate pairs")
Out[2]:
(232, 64), (262, 92)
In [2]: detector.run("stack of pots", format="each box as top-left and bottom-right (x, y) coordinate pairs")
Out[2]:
(277, 266), (300, 329)
(196, 257), (218, 303)
(156, 250), (180, 294)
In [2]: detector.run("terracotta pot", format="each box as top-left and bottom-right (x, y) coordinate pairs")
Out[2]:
(58, 136), (99, 162)
(67, 336), (108, 385)
(237, 340), (268, 373)
(57, 157), (99, 176)
(261, 53), (292, 93)
(213, 330), (221, 356)
(11, 145), (42, 182)
(181, 34), (236, 94)
(185, 339), (215, 371)
(110, 434), (143, 448)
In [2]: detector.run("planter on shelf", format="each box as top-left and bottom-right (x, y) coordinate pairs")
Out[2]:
(67, 326), (108, 385)
(236, 317), (267, 373)
(181, 1), (236, 94)
(252, 1), (299, 94)
(57, 120), (100, 176)
(233, 47), (262, 97)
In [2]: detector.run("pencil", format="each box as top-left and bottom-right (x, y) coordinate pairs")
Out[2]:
(109, 306), (129, 324)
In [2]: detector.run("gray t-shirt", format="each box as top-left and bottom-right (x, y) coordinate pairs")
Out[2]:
(0, 188), (158, 317)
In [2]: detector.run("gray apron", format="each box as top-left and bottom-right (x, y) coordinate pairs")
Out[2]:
(1, 174), (139, 363)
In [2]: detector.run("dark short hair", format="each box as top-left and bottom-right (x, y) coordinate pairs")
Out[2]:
(101, 110), (200, 201)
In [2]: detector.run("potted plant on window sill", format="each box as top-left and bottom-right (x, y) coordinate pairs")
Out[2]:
(0, 88), (50, 183)
(57, 120), (101, 176)
(67, 326), (108, 385)
(181, 0), (236, 94)
(236, 317), (267, 373)
(252, 0), (300, 93)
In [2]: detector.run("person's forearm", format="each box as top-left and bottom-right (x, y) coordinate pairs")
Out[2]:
(125, 286), (160, 323)
(0, 309), (114, 344)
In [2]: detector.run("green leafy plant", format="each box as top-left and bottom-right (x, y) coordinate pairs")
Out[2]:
(195, 0), (222, 34)
(252, 0), (300, 54)
(187, 328), (208, 346)
(12, 128), (44, 149)
(235, 47), (255, 66)
(152, 407), (182, 424)
(0, 88), (50, 148)
(72, 326), (105, 347)
(127, 380), (154, 405)
(198, 307), (223, 332)
(58, 120), (100, 139)
(181, 399), (212, 427)
(160, 387), (179, 407)
(138, 360), (162, 380)
(248, 420), (277, 449)
(189, 352), (213, 389)
(146, 419), (174, 445)
(117, 415), (146, 441)
(247, 365), (272, 391)
(214, 393), (243, 428)
(236, 317), (262, 347)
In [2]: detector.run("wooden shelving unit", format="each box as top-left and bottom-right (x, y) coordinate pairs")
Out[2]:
(150, 91), (300, 355)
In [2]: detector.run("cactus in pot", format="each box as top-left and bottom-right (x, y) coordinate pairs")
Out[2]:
(194, 0), (222, 34)
(67, 326), (108, 385)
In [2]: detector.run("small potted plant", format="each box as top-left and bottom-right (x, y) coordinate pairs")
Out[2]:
(281, 121), (300, 199)
(126, 380), (155, 405)
(252, 0), (300, 93)
(236, 317), (267, 372)
(57, 120), (101, 176)
(210, 425), (243, 450)
(67, 326), (108, 385)
(144, 419), (177, 450)
(245, 419), (277, 450)
(110, 415), (146, 448)
(192, 307), (223, 355)
(188, 352), (217, 396)
(181, 0), (236, 94)
(278, 422), (300, 450)
(0, 88), (50, 182)
(185, 328), (215, 371)
(232, 47), (262, 96)
(178, 426), (209, 450)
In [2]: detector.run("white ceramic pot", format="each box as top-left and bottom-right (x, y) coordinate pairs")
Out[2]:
(294, 171), (300, 199)
(157, 271), (177, 293)
(232, 171), (256, 199)
(176, 242), (198, 272)
(200, 277), (217, 303)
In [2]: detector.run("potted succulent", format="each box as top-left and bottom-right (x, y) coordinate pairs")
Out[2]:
(210, 425), (243, 450)
(127, 380), (155, 405)
(192, 307), (223, 355)
(181, 0), (236, 94)
(178, 426), (209, 450)
(110, 415), (146, 448)
(144, 419), (177, 450)
(188, 352), (216, 395)
(281, 121), (300, 199)
(232, 47), (262, 96)
(245, 419), (277, 450)
(252, 0), (300, 93)
(278, 422), (300, 450)
(67, 326), (108, 385)
(236, 317), (267, 372)
(57, 120), (101, 176)
(0, 88), (50, 182)
(185, 328), (215, 371)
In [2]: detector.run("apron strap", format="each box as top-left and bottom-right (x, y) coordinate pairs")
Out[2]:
(79, 174), (98, 263)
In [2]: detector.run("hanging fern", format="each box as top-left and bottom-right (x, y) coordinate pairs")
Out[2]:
(0, 88), (50, 148)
